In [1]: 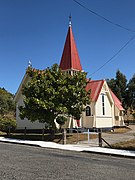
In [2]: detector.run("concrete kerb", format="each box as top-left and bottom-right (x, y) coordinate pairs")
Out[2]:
(0, 137), (41, 147)
(82, 148), (135, 159)
(0, 137), (135, 158)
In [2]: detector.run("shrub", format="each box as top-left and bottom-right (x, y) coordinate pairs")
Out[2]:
(56, 115), (67, 129)
(0, 117), (16, 133)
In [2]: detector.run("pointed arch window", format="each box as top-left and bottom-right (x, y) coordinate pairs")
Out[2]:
(86, 106), (91, 116)
(102, 94), (105, 115)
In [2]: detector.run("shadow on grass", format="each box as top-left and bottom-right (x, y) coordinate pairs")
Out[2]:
(0, 133), (75, 144)
(0, 132), (97, 144)
(1, 133), (62, 141)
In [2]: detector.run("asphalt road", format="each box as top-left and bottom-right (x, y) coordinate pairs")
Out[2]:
(0, 142), (135, 180)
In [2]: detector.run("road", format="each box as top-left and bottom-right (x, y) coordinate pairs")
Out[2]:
(0, 142), (135, 180)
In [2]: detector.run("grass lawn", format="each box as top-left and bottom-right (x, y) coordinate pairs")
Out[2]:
(110, 139), (135, 151)
(107, 127), (131, 134)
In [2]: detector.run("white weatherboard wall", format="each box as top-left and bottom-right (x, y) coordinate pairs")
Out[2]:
(14, 73), (45, 129)
(95, 89), (113, 128)
(16, 93), (45, 129)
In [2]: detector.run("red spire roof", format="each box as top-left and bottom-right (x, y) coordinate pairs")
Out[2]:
(59, 24), (82, 71)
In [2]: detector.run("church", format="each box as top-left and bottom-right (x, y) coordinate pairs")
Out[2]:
(14, 19), (125, 130)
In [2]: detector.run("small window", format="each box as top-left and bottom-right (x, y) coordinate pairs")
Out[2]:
(86, 106), (91, 116)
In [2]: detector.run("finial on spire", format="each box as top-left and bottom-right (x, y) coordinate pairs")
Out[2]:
(28, 60), (32, 68)
(69, 14), (72, 27)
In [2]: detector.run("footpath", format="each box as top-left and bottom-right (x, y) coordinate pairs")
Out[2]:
(0, 136), (135, 158)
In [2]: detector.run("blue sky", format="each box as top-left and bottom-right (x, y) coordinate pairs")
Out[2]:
(0, 0), (135, 94)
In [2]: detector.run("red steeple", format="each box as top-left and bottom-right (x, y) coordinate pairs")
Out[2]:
(59, 18), (82, 71)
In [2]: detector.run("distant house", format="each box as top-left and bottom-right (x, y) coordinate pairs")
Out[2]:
(14, 19), (125, 130)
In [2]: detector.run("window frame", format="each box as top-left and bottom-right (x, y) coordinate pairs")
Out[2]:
(86, 106), (91, 116)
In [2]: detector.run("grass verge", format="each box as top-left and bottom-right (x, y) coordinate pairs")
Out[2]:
(0, 132), (97, 144)
(110, 139), (135, 151)
(106, 127), (130, 134)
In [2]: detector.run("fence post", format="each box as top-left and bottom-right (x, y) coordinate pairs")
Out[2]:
(98, 128), (102, 147)
(24, 127), (26, 139)
(7, 126), (11, 137)
(88, 129), (90, 143)
(77, 128), (79, 144)
(42, 128), (45, 141)
(63, 128), (66, 145)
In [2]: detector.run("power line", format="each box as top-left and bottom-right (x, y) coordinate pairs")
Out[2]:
(88, 34), (135, 78)
(73, 0), (135, 33)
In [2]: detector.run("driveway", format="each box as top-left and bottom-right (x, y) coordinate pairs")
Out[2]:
(80, 125), (135, 147)
(102, 125), (135, 146)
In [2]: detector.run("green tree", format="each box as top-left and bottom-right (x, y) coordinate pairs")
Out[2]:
(107, 69), (127, 108)
(19, 64), (90, 129)
(127, 74), (135, 109)
(115, 70), (127, 101)
(0, 88), (15, 116)
(0, 88), (16, 133)
(0, 117), (16, 134)
(56, 115), (67, 129)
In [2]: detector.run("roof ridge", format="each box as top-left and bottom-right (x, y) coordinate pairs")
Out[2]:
(90, 79), (104, 83)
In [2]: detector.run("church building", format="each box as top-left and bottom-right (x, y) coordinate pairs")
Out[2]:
(14, 19), (125, 130)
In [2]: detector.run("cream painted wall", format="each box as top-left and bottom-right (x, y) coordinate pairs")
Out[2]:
(83, 82), (114, 128)
(96, 94), (112, 116)
(94, 83), (113, 128)
(114, 106), (125, 126)
(16, 93), (45, 130)
(82, 115), (94, 128)
(82, 102), (95, 128)
(95, 117), (113, 128)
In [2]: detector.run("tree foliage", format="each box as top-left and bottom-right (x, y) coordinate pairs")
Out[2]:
(107, 69), (127, 108)
(0, 88), (16, 133)
(19, 64), (90, 128)
(127, 74), (135, 109)
(0, 88), (15, 116)
(0, 117), (16, 133)
(56, 115), (67, 129)
(107, 70), (135, 113)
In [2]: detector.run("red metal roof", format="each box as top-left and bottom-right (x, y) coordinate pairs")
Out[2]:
(86, 80), (124, 110)
(86, 80), (105, 101)
(110, 89), (124, 110)
(59, 25), (82, 71)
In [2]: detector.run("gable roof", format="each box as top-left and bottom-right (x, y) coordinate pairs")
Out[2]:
(59, 24), (82, 71)
(110, 89), (124, 110)
(86, 80), (105, 102)
(86, 79), (124, 110)
(14, 72), (29, 102)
